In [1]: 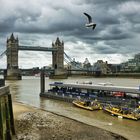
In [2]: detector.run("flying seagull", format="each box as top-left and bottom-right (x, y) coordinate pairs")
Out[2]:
(83, 13), (96, 30)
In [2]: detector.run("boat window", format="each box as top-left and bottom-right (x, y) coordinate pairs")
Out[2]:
(87, 89), (92, 93)
(67, 87), (73, 92)
(81, 89), (87, 93)
(72, 88), (76, 92)
(60, 87), (67, 92)
(76, 88), (81, 92)
(53, 86), (59, 91)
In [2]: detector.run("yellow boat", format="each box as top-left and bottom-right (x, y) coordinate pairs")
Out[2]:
(72, 100), (102, 111)
(104, 106), (140, 121)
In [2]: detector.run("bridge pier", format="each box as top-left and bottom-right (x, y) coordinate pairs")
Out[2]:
(5, 34), (21, 80)
(5, 69), (21, 80)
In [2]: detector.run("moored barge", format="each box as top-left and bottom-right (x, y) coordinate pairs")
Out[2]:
(40, 82), (140, 106)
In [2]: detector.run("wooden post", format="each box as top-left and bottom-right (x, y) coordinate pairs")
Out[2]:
(5, 95), (12, 140)
(0, 98), (3, 140)
(40, 69), (45, 93)
(0, 79), (5, 87)
(8, 94), (15, 135)
(0, 86), (15, 140)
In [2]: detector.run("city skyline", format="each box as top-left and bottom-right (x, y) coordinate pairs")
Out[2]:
(0, 0), (140, 68)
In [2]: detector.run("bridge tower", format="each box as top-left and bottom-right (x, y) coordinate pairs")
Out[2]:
(5, 33), (21, 80)
(52, 37), (67, 78)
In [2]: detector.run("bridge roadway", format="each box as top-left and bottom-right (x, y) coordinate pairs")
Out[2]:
(0, 45), (93, 73)
(18, 45), (57, 52)
(0, 45), (57, 58)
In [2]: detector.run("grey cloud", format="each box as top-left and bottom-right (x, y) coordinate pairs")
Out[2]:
(0, 17), (16, 32)
(0, 0), (140, 68)
(133, 24), (140, 33)
(95, 46), (118, 54)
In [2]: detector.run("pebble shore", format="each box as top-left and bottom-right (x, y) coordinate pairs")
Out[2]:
(13, 102), (127, 140)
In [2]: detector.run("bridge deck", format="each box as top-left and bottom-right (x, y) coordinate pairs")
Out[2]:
(18, 46), (57, 52)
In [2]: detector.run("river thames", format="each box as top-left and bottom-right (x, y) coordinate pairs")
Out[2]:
(5, 76), (140, 140)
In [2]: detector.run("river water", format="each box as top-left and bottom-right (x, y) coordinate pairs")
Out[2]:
(5, 76), (140, 140)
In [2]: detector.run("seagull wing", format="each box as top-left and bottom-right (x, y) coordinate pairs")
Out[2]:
(92, 24), (96, 30)
(84, 13), (92, 23)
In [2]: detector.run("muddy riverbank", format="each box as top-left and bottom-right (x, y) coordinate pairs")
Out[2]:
(12, 102), (127, 140)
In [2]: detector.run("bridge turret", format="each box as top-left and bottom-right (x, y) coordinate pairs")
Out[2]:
(52, 37), (67, 78)
(10, 33), (15, 40)
(55, 37), (64, 46)
(5, 33), (21, 80)
(7, 33), (18, 43)
(52, 37), (64, 69)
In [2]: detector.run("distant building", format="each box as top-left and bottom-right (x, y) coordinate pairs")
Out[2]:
(93, 60), (111, 75)
(67, 58), (82, 70)
(120, 53), (140, 72)
(108, 64), (121, 73)
(68, 60), (82, 74)
(83, 58), (92, 70)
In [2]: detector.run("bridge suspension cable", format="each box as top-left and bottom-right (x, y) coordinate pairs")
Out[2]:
(0, 50), (7, 58)
(64, 52), (85, 70)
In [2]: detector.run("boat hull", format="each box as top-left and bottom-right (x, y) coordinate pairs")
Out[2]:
(72, 100), (102, 111)
(104, 107), (140, 121)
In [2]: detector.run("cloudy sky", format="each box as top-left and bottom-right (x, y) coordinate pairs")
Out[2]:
(0, 0), (140, 68)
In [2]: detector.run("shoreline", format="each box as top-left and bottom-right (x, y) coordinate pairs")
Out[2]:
(12, 102), (127, 140)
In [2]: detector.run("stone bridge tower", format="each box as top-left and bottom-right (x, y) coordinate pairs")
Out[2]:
(5, 33), (21, 80)
(52, 37), (67, 78)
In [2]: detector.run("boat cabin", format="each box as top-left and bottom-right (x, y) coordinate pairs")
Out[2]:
(48, 82), (140, 106)
(49, 82), (139, 97)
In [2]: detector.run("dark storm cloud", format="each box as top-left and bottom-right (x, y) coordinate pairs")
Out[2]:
(83, 0), (139, 5)
(0, 0), (140, 67)
(94, 46), (117, 54)
(0, 0), (137, 39)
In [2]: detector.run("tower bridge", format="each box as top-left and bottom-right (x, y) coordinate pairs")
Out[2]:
(0, 33), (93, 80)
(1, 33), (67, 80)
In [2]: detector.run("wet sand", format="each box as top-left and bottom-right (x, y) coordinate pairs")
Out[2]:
(12, 102), (126, 140)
